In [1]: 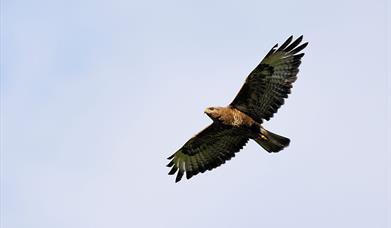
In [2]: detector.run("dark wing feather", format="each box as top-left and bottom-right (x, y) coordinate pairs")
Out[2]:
(167, 123), (248, 182)
(230, 36), (308, 123)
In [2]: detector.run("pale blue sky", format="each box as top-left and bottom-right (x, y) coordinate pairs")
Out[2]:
(1, 0), (390, 227)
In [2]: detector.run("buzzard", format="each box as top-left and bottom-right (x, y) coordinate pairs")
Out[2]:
(167, 36), (308, 182)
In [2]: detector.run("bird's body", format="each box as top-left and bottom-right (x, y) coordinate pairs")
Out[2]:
(205, 106), (255, 127)
(167, 36), (308, 182)
(204, 106), (289, 153)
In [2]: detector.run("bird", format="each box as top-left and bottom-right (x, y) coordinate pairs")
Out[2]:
(167, 36), (308, 182)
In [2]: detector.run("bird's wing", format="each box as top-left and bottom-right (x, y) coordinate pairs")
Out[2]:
(230, 36), (308, 123)
(167, 123), (249, 182)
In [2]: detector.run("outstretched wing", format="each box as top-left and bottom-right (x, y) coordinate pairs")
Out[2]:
(167, 123), (249, 182)
(230, 36), (308, 123)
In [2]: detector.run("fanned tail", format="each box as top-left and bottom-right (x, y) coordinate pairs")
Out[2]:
(254, 128), (290, 153)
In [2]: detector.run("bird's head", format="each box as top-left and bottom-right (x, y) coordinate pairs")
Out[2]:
(204, 107), (222, 120)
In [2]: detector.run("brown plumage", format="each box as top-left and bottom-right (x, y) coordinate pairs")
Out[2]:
(167, 36), (308, 182)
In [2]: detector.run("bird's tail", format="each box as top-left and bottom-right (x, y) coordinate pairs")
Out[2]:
(254, 128), (290, 153)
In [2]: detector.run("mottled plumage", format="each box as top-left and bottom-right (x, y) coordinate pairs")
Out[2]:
(167, 36), (308, 182)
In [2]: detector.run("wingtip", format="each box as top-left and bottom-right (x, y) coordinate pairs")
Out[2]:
(265, 43), (279, 58)
(277, 36), (293, 52)
(294, 35), (303, 43)
(175, 170), (184, 182)
(289, 42), (308, 55)
(168, 166), (178, 175)
(166, 160), (174, 167)
(301, 42), (309, 51)
(186, 170), (193, 180)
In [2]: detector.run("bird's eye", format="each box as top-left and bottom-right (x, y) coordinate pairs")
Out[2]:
(209, 107), (215, 110)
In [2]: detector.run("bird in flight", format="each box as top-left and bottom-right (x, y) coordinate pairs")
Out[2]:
(167, 36), (308, 182)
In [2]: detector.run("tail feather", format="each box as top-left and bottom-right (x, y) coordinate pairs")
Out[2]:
(254, 128), (290, 153)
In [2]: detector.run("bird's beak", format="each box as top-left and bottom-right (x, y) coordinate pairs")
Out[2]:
(204, 108), (208, 114)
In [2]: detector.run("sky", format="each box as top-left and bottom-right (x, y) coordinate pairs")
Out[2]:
(1, 0), (390, 227)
